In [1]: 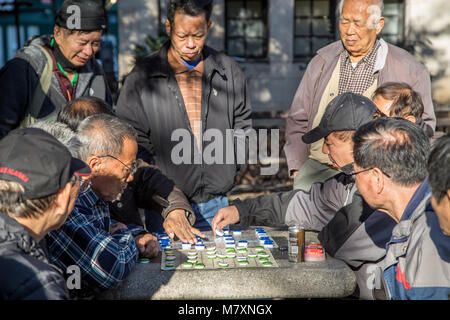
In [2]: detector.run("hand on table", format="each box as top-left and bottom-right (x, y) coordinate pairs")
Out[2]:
(163, 209), (205, 244)
(134, 233), (159, 258)
(211, 205), (240, 236)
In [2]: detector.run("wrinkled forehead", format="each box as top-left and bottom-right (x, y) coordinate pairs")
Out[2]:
(341, 0), (372, 18)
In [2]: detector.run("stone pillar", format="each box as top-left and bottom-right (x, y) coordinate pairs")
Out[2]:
(117, 0), (159, 80)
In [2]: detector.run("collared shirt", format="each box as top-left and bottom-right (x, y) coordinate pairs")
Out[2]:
(167, 46), (204, 145)
(338, 39), (380, 95)
(46, 187), (144, 294)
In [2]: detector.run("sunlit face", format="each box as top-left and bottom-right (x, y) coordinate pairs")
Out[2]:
(322, 132), (354, 170)
(431, 193), (450, 236)
(166, 10), (211, 62)
(90, 138), (138, 202)
(54, 26), (102, 67)
(339, 0), (384, 62)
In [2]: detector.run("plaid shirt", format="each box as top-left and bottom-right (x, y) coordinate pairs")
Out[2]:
(167, 46), (204, 146)
(47, 187), (145, 293)
(338, 39), (380, 95)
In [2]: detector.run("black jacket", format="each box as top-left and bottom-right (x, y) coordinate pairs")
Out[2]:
(110, 160), (195, 226)
(0, 214), (69, 300)
(116, 42), (252, 204)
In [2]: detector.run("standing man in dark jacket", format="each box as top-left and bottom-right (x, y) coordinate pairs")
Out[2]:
(116, 0), (252, 231)
(0, 0), (112, 138)
(0, 128), (90, 299)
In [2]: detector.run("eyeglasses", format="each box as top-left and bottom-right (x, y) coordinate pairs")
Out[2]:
(77, 175), (91, 193)
(97, 155), (137, 177)
(341, 163), (391, 178)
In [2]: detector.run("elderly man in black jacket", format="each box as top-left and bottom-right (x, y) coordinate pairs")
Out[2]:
(116, 0), (252, 232)
(0, 0), (112, 139)
(0, 128), (90, 300)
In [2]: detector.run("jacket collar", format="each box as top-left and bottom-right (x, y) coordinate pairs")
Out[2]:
(389, 179), (431, 241)
(148, 41), (226, 78)
(0, 213), (47, 261)
(317, 38), (388, 74)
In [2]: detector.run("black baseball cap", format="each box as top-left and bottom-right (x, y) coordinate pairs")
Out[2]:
(302, 92), (378, 144)
(0, 128), (90, 200)
(55, 0), (107, 31)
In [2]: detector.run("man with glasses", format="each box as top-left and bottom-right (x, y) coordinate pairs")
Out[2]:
(212, 92), (399, 299)
(47, 114), (159, 298)
(353, 118), (450, 300)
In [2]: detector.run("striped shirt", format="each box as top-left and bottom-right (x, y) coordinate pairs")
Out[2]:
(168, 47), (204, 146)
(46, 187), (144, 294)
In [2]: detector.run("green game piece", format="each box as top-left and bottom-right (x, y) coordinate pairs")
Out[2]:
(238, 260), (249, 265)
(218, 262), (229, 268)
(194, 263), (205, 269)
(255, 246), (264, 251)
(217, 253), (227, 259)
(225, 248), (236, 253)
(262, 261), (273, 267)
(248, 253), (257, 258)
(139, 258), (149, 263)
(258, 257), (269, 262)
(258, 252), (269, 258)
(183, 262), (193, 268)
(237, 248), (247, 253)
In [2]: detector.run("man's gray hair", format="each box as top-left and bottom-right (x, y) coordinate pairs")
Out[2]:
(77, 114), (138, 161)
(338, 0), (384, 30)
(30, 120), (82, 157)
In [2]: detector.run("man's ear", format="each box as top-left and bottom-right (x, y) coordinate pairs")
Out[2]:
(376, 16), (385, 35)
(371, 167), (385, 194)
(207, 20), (212, 33)
(53, 25), (63, 44)
(86, 156), (101, 174)
(165, 19), (171, 37)
(404, 115), (416, 123)
(53, 182), (72, 217)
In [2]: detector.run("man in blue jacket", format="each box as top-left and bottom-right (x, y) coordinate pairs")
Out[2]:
(353, 118), (450, 299)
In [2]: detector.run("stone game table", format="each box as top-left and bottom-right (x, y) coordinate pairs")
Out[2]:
(99, 227), (357, 300)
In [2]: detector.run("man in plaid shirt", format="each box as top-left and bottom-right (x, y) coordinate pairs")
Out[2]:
(47, 114), (159, 297)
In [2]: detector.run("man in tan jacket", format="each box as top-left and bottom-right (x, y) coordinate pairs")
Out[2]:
(285, 0), (435, 191)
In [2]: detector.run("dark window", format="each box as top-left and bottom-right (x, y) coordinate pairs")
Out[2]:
(225, 0), (268, 59)
(381, 0), (405, 45)
(294, 0), (337, 60)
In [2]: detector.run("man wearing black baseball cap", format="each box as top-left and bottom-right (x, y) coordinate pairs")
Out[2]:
(213, 93), (397, 298)
(0, 127), (90, 300)
(0, 0), (112, 139)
